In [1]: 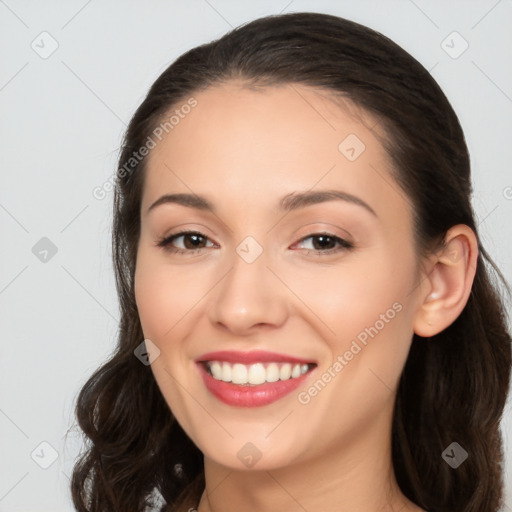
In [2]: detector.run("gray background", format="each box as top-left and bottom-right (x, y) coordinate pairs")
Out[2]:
(1, 0), (511, 510)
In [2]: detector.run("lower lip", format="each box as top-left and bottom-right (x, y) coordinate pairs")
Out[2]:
(197, 363), (313, 407)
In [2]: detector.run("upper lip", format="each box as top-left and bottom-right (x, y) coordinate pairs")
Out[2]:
(196, 350), (315, 365)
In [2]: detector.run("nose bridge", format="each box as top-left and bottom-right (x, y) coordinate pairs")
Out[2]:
(208, 236), (288, 333)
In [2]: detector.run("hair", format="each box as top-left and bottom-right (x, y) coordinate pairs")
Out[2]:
(71, 11), (512, 512)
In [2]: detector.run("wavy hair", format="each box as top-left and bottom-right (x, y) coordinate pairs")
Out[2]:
(71, 12), (512, 512)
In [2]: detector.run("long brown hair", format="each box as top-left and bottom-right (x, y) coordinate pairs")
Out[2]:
(71, 12), (512, 512)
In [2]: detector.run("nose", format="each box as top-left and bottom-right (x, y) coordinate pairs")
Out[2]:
(208, 249), (289, 336)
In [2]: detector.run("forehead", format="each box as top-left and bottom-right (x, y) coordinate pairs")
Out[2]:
(141, 82), (409, 223)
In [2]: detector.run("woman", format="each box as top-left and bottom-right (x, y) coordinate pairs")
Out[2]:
(71, 12), (511, 512)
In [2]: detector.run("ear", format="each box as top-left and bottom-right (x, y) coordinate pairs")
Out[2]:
(413, 225), (478, 337)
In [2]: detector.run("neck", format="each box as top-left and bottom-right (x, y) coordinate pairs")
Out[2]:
(196, 412), (421, 512)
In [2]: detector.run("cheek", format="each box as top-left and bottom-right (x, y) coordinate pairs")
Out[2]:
(134, 253), (205, 426)
(134, 262), (169, 340)
(327, 252), (417, 387)
(134, 253), (209, 340)
(275, 247), (415, 342)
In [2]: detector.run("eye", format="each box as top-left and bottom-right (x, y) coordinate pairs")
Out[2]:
(293, 233), (353, 255)
(156, 231), (216, 254)
(156, 231), (353, 256)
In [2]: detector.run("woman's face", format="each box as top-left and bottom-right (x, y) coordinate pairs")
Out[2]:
(134, 82), (425, 470)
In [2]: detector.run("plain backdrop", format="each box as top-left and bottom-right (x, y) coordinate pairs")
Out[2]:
(1, 1), (511, 510)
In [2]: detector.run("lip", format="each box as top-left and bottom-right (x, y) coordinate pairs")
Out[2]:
(195, 351), (316, 408)
(196, 350), (315, 365)
(197, 363), (314, 407)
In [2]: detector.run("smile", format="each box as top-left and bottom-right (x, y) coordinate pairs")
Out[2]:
(205, 361), (313, 385)
(196, 350), (317, 407)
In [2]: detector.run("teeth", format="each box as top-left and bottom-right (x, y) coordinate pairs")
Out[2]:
(248, 363), (266, 385)
(280, 363), (291, 380)
(210, 361), (222, 380)
(231, 363), (247, 384)
(266, 363), (280, 382)
(291, 363), (302, 378)
(221, 362), (232, 382)
(206, 360), (312, 385)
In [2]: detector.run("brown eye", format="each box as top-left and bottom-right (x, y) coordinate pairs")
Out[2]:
(311, 235), (336, 250)
(181, 233), (208, 249)
(294, 233), (353, 254)
(157, 231), (216, 253)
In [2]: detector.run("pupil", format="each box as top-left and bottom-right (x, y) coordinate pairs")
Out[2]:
(185, 234), (204, 249)
(313, 235), (334, 250)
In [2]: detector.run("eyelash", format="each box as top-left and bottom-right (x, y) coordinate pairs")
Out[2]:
(156, 231), (354, 256)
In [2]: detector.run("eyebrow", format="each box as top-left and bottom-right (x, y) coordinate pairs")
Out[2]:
(147, 190), (377, 217)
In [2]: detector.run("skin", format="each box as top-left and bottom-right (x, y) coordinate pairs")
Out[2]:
(134, 82), (478, 512)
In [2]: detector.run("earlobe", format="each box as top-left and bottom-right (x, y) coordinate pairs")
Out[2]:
(413, 225), (478, 338)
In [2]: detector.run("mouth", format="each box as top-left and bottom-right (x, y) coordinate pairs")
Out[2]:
(196, 350), (317, 407)
(202, 360), (316, 386)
